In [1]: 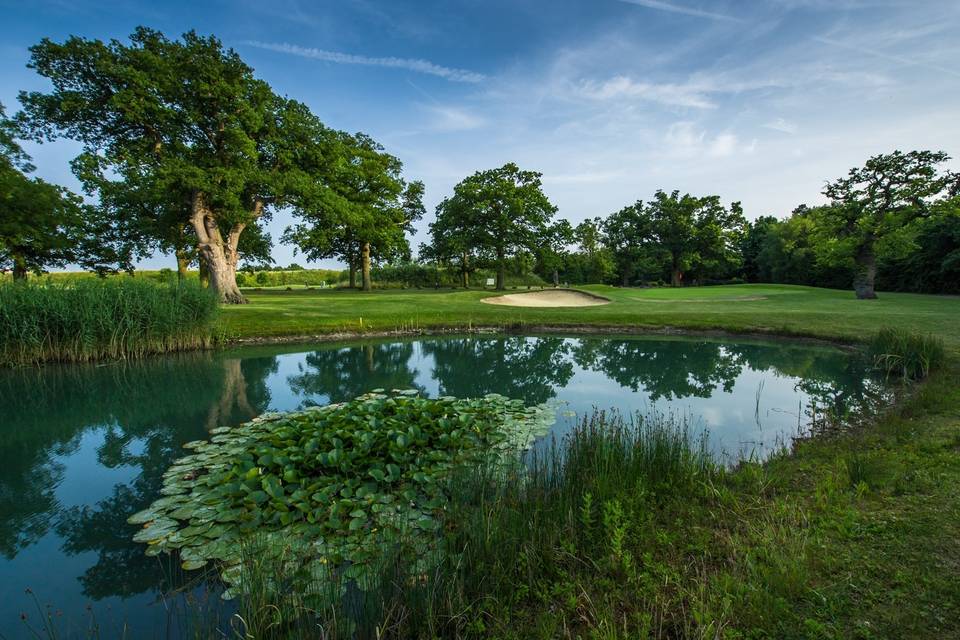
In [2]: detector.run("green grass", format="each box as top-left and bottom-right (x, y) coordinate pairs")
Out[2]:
(220, 284), (960, 354)
(0, 278), (219, 366)
(211, 283), (960, 638)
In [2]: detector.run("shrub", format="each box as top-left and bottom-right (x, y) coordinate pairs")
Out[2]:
(870, 327), (945, 381)
(0, 278), (219, 366)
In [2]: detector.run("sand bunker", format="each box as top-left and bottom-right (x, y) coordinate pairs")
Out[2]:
(481, 289), (611, 308)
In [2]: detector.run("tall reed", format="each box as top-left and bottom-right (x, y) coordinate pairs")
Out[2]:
(0, 278), (219, 366)
(869, 327), (945, 381)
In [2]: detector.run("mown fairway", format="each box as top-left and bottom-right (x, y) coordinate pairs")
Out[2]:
(222, 284), (960, 352)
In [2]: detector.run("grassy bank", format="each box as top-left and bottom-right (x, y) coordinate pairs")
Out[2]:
(220, 284), (960, 352)
(0, 278), (219, 366)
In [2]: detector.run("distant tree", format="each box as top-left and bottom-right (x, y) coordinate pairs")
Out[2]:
(18, 28), (343, 303)
(820, 150), (957, 299)
(535, 220), (573, 286)
(740, 215), (780, 283)
(284, 133), (422, 291)
(423, 195), (483, 288)
(573, 219), (615, 284)
(0, 104), (120, 278)
(602, 205), (659, 286)
(877, 195), (960, 294)
(646, 190), (745, 287)
(432, 163), (557, 290)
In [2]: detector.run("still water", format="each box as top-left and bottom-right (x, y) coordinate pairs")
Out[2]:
(0, 335), (881, 637)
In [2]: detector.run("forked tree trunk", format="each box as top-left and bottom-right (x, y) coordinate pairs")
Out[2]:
(853, 239), (878, 300)
(190, 193), (256, 304)
(496, 247), (506, 291)
(361, 242), (372, 292)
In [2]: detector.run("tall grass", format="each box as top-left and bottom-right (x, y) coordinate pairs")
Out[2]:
(211, 410), (720, 639)
(869, 327), (946, 381)
(0, 278), (219, 366)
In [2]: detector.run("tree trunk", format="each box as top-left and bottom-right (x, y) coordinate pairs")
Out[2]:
(621, 270), (630, 287)
(853, 239), (878, 300)
(496, 247), (506, 290)
(175, 248), (191, 282)
(670, 256), (682, 287)
(553, 269), (559, 287)
(461, 251), (469, 288)
(190, 193), (251, 304)
(361, 242), (372, 292)
(349, 259), (357, 289)
(12, 255), (27, 281)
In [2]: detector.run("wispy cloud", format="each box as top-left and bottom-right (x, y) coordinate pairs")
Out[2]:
(579, 76), (717, 108)
(423, 105), (486, 132)
(814, 36), (960, 79)
(763, 118), (798, 134)
(616, 0), (742, 23)
(242, 40), (487, 83)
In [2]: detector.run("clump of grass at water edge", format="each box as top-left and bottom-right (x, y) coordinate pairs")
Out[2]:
(870, 327), (945, 381)
(0, 278), (219, 366)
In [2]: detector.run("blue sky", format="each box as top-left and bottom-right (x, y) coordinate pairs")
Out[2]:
(2, 0), (959, 269)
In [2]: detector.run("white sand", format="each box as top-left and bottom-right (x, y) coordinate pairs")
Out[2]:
(481, 289), (611, 308)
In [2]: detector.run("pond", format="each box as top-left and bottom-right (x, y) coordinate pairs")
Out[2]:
(0, 334), (883, 637)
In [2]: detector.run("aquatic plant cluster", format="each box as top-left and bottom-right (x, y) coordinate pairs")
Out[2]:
(0, 278), (219, 366)
(128, 391), (553, 598)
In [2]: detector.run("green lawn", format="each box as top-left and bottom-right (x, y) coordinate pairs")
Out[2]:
(224, 284), (960, 353)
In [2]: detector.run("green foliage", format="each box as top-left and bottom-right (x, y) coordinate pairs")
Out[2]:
(427, 162), (557, 290)
(128, 391), (552, 602)
(870, 327), (945, 380)
(371, 262), (546, 289)
(0, 278), (218, 365)
(18, 27), (349, 302)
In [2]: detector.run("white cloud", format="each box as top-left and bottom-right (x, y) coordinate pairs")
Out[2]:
(242, 40), (486, 83)
(423, 105), (486, 132)
(578, 76), (717, 108)
(616, 0), (742, 22)
(763, 118), (798, 134)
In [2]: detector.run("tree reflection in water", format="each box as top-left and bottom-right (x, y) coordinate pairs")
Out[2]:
(286, 342), (424, 406)
(0, 335), (879, 619)
(0, 353), (277, 600)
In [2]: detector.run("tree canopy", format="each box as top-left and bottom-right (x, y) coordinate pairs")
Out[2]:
(18, 27), (345, 302)
(819, 150), (957, 299)
(427, 163), (557, 290)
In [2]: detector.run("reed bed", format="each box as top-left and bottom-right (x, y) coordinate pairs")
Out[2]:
(0, 278), (219, 366)
(870, 327), (945, 381)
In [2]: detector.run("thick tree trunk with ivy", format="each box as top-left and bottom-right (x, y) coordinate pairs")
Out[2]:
(190, 194), (254, 304)
(853, 238), (878, 300)
(361, 242), (372, 292)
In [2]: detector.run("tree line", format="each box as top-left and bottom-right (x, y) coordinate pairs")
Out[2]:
(1, 28), (957, 301)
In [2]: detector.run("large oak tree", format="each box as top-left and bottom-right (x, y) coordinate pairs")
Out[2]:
(820, 150), (957, 299)
(18, 28), (342, 303)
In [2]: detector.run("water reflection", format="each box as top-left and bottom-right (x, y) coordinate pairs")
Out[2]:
(0, 335), (880, 637)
